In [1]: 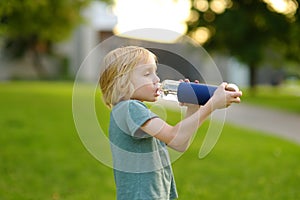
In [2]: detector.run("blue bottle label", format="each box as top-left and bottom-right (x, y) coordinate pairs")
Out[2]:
(177, 82), (217, 105)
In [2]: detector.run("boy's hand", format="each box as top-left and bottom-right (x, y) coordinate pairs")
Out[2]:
(209, 82), (242, 110)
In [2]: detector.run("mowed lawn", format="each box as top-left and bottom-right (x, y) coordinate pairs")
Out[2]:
(243, 83), (300, 114)
(1, 81), (300, 200)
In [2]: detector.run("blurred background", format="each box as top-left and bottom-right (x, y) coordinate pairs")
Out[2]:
(1, 0), (300, 86)
(1, 0), (300, 199)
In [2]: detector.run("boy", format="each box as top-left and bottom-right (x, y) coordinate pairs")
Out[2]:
(99, 46), (242, 199)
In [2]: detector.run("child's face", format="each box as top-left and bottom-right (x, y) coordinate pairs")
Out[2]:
(130, 56), (160, 102)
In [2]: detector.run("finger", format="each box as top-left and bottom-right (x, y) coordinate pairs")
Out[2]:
(236, 97), (241, 102)
(231, 97), (241, 103)
(220, 82), (228, 89)
(230, 91), (243, 98)
(226, 83), (239, 92)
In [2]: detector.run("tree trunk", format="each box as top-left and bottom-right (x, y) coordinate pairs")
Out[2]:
(32, 49), (47, 78)
(249, 63), (258, 95)
(30, 39), (49, 79)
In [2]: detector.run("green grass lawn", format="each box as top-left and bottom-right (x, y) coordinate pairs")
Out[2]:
(1, 81), (300, 200)
(242, 83), (300, 114)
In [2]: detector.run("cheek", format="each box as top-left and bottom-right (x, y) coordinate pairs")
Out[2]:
(131, 73), (142, 86)
(132, 80), (143, 90)
(134, 83), (151, 92)
(142, 84), (154, 93)
(132, 78), (152, 90)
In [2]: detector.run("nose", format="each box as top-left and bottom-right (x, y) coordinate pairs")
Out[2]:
(154, 74), (160, 83)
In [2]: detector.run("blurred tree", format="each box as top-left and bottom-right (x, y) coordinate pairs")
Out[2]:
(285, 1), (300, 63)
(187, 0), (299, 87)
(0, 0), (112, 78)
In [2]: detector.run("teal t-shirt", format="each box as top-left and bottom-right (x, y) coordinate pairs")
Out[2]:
(109, 100), (178, 200)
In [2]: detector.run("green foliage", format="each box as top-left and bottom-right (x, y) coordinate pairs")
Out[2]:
(0, 82), (300, 199)
(0, 0), (91, 41)
(188, 0), (298, 60)
(0, 0), (92, 59)
(187, 0), (300, 86)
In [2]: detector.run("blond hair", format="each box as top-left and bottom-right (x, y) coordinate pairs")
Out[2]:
(99, 46), (156, 108)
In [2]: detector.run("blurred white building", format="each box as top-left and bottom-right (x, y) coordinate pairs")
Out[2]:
(56, 1), (117, 80)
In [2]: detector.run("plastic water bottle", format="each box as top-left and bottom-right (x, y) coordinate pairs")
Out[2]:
(159, 80), (239, 105)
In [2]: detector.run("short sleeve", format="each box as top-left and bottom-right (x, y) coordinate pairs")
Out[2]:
(111, 100), (157, 138)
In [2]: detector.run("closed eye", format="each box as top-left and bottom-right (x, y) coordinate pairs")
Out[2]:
(144, 72), (150, 76)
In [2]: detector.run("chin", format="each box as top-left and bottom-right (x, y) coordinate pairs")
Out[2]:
(148, 97), (158, 102)
(147, 99), (156, 102)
